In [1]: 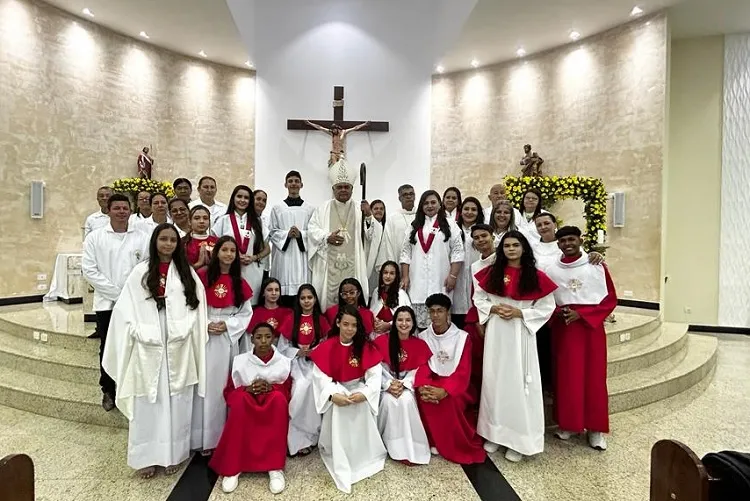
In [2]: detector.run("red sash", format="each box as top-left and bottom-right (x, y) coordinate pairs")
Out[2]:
(374, 335), (432, 373)
(474, 265), (557, 301)
(376, 292), (394, 322)
(229, 213), (250, 255)
(418, 219), (440, 254)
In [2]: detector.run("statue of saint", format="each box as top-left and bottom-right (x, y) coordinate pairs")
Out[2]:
(137, 146), (154, 179)
(520, 144), (544, 177)
(305, 120), (370, 167)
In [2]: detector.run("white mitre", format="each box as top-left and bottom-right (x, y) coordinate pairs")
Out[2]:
(328, 156), (358, 187)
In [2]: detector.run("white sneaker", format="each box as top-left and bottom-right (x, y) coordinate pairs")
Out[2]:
(504, 449), (523, 462)
(555, 429), (574, 440)
(222, 474), (239, 493)
(483, 441), (500, 453)
(430, 447), (439, 455)
(588, 432), (607, 451)
(268, 470), (286, 494)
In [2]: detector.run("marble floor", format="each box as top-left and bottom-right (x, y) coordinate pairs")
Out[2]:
(0, 332), (748, 501)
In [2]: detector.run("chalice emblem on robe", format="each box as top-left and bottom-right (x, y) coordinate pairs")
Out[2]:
(214, 283), (228, 299)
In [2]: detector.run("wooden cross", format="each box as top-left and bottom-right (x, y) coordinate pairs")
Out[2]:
(287, 86), (389, 132)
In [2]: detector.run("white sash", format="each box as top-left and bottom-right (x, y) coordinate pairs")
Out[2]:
(546, 252), (608, 305)
(418, 323), (467, 377)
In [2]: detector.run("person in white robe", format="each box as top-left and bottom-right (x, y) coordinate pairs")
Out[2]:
(482, 183), (523, 227)
(489, 200), (518, 247)
(102, 223), (208, 478)
(473, 230), (557, 463)
(452, 196), (485, 328)
(191, 236), (254, 454)
(213, 185), (270, 303)
(309, 305), (387, 494)
(400, 190), (464, 329)
(308, 162), (380, 309)
(83, 186), (113, 239)
(369, 260), (411, 337)
(189, 176), (228, 226)
(137, 193), (172, 236)
(169, 198), (191, 238)
(365, 199), (386, 290)
(129, 190), (153, 226)
(375, 184), (416, 275)
(269, 171), (315, 305)
(515, 189), (548, 243)
(442, 187), (462, 223)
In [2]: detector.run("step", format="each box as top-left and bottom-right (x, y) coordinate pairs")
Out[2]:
(0, 331), (99, 384)
(0, 365), (127, 428)
(0, 314), (98, 352)
(605, 312), (661, 347)
(608, 333), (718, 414)
(607, 323), (689, 377)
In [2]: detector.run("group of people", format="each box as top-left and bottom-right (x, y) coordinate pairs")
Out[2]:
(80, 161), (616, 495)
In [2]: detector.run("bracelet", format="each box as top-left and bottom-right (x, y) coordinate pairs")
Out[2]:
(449, 274), (458, 279)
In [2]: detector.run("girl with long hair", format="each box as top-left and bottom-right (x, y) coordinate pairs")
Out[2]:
(213, 185), (270, 304)
(365, 200), (386, 290)
(442, 187), (462, 221)
(246, 277), (292, 338)
(192, 236), (254, 456)
(309, 305), (386, 493)
(516, 188), (547, 241)
(369, 261), (411, 336)
(277, 284), (331, 457)
(489, 200), (517, 246)
(472, 230), (557, 463)
(453, 197), (485, 328)
(169, 198), (191, 237)
(325, 278), (376, 335)
(184, 205), (219, 272)
(103, 223), (208, 479)
(400, 190), (464, 329)
(373, 306), (432, 465)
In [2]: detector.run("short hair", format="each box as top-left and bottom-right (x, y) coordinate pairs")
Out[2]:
(555, 225), (582, 239)
(398, 184), (414, 195)
(197, 176), (216, 188)
(98, 186), (113, 193)
(470, 223), (493, 237)
(425, 293), (452, 310)
(534, 212), (557, 224)
(251, 322), (274, 336)
(173, 178), (192, 189)
(150, 192), (168, 204)
(107, 193), (131, 209)
(285, 170), (302, 181)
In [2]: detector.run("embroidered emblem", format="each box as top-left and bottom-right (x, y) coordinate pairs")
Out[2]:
(504, 274), (511, 285)
(436, 350), (451, 364)
(159, 275), (167, 289)
(430, 226), (440, 235)
(268, 317), (278, 329)
(348, 355), (360, 367)
(214, 283), (228, 299)
(300, 322), (313, 336)
(567, 278), (583, 292)
(398, 348), (408, 363)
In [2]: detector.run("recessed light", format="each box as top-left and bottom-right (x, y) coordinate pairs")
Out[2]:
(516, 48), (526, 57)
(470, 59), (480, 68)
(245, 60), (253, 68)
(82, 8), (94, 18)
(198, 50), (207, 58)
(569, 30), (581, 41)
(630, 6), (644, 17)
(435, 65), (445, 74)
(139, 31), (150, 39)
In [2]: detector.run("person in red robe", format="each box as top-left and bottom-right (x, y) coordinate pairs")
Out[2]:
(246, 277), (292, 340)
(325, 278), (375, 335)
(415, 293), (486, 465)
(184, 205), (219, 272)
(545, 226), (617, 451)
(209, 323), (292, 494)
(369, 261), (412, 338)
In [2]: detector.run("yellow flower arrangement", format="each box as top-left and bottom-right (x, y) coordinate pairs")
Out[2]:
(504, 175), (608, 253)
(111, 177), (176, 203)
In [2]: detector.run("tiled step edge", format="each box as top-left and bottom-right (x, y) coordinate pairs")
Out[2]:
(0, 316), (99, 352)
(607, 323), (688, 377)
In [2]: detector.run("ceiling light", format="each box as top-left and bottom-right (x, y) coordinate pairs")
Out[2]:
(516, 48), (526, 57)
(82, 8), (94, 18)
(139, 31), (150, 39)
(435, 65), (445, 74)
(198, 50), (207, 58)
(630, 6), (644, 17)
(245, 60), (253, 68)
(470, 59), (480, 68)
(569, 30), (581, 41)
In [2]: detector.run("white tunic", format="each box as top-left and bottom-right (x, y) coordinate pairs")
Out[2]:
(365, 221), (385, 291)
(190, 299), (253, 451)
(516, 209), (549, 242)
(453, 226), (482, 315)
(134, 215), (173, 237)
(473, 270), (555, 456)
(400, 216), (464, 304)
(188, 199), (227, 227)
(531, 239), (561, 272)
(377, 209), (416, 270)
(84, 210), (110, 239)
(213, 212), (269, 301)
(313, 360), (386, 494)
(269, 201), (315, 296)
(483, 206), (523, 227)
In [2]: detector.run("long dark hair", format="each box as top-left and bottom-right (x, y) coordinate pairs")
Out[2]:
(370, 199), (386, 226)
(143, 223), (199, 310)
(206, 236), (247, 308)
(409, 190), (451, 244)
(182, 205), (211, 247)
(490, 230), (540, 297)
(329, 304), (369, 363)
(260, 277), (281, 307)
(378, 261), (401, 309)
(291, 284), (324, 348)
(226, 184), (263, 255)
(388, 306), (418, 377)
(457, 196), (485, 241)
(490, 200), (517, 234)
(443, 187), (462, 213)
(337, 277), (367, 309)
(519, 188), (544, 219)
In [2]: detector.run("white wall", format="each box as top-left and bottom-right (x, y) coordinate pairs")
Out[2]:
(227, 0), (475, 210)
(720, 34), (750, 326)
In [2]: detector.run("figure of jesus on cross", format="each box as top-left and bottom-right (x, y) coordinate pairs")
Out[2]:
(304, 120), (370, 167)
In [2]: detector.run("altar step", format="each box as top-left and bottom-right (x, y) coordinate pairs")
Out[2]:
(0, 313), (98, 352)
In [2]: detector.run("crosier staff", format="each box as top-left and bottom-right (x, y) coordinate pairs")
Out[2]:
(360, 162), (367, 243)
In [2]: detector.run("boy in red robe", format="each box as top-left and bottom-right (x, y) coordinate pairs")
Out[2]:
(209, 323), (292, 494)
(415, 293), (486, 465)
(546, 226), (617, 451)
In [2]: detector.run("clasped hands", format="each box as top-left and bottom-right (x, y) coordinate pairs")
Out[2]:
(418, 385), (447, 404)
(490, 303), (523, 320)
(246, 379), (272, 395)
(331, 392), (367, 406)
(239, 254), (260, 265)
(560, 307), (581, 325)
(386, 380), (405, 398)
(207, 321), (227, 335)
(288, 226), (301, 239)
(296, 345), (312, 358)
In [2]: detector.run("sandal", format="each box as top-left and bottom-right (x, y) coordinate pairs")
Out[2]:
(138, 466), (156, 479)
(200, 449), (213, 457)
(297, 447), (313, 456)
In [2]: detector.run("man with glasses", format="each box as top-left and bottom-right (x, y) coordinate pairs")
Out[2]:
(376, 184), (417, 276)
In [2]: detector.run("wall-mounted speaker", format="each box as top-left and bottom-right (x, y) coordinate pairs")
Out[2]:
(30, 181), (45, 219)
(612, 191), (625, 228)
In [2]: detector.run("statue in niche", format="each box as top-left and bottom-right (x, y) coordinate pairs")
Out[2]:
(520, 144), (544, 177)
(137, 146), (154, 179)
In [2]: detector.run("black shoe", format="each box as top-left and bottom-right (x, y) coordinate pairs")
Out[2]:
(102, 393), (115, 412)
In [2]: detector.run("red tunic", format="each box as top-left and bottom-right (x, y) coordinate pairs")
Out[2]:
(185, 235), (218, 266)
(208, 351), (292, 476)
(309, 337), (382, 382)
(414, 337), (486, 465)
(278, 314), (331, 348)
(550, 264), (617, 433)
(247, 306), (292, 336)
(324, 305), (375, 334)
(197, 269), (253, 308)
(373, 335), (432, 374)
(462, 306), (484, 403)
(373, 292), (396, 322)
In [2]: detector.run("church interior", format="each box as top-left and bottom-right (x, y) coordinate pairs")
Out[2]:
(1, 0), (750, 500)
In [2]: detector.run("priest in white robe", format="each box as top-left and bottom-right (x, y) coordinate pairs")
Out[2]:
(375, 184), (416, 274)
(308, 162), (380, 309)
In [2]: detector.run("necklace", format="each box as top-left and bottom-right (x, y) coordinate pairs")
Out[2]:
(333, 201), (353, 242)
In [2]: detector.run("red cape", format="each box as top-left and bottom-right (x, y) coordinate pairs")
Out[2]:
(325, 305), (375, 334)
(185, 235), (218, 265)
(198, 269), (253, 308)
(474, 265), (557, 301)
(309, 337), (382, 382)
(278, 314), (331, 346)
(247, 306), (292, 334)
(373, 335), (432, 372)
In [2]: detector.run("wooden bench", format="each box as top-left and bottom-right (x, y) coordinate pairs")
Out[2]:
(651, 439), (719, 501)
(0, 454), (34, 501)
